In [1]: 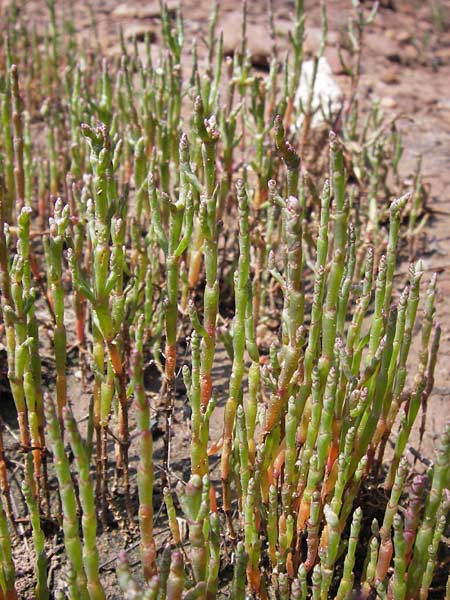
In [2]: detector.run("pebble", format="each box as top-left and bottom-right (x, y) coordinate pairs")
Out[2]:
(221, 13), (271, 68)
(266, 318), (280, 331)
(386, 29), (396, 40)
(436, 46), (450, 62)
(303, 27), (323, 55)
(440, 110), (450, 127)
(327, 30), (340, 47)
(402, 44), (419, 64)
(113, 1), (177, 19)
(123, 24), (156, 42)
(380, 96), (397, 109)
(396, 30), (412, 44)
(220, 0), (243, 11)
(275, 19), (292, 39)
(365, 32), (400, 62)
(326, 47), (346, 75)
(402, 3), (415, 15)
(294, 57), (343, 129)
(437, 99), (450, 111)
(381, 67), (399, 84)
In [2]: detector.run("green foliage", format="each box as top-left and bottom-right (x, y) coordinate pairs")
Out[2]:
(0, 0), (447, 598)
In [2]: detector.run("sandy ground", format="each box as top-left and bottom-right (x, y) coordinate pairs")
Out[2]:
(1, 0), (450, 597)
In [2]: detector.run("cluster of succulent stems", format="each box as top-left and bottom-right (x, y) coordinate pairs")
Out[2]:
(0, 1), (447, 599)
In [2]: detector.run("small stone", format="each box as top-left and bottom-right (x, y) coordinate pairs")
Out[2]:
(326, 47), (346, 76)
(396, 30), (412, 44)
(256, 323), (278, 350)
(112, 4), (130, 17)
(113, 1), (177, 19)
(402, 44), (419, 65)
(380, 96), (397, 109)
(402, 3), (415, 14)
(327, 30), (340, 47)
(220, 0), (242, 11)
(385, 29), (396, 40)
(438, 101), (450, 125)
(365, 32), (400, 62)
(303, 27), (323, 55)
(123, 24), (157, 42)
(381, 67), (399, 84)
(302, 28), (340, 55)
(436, 46), (450, 62)
(266, 318), (280, 331)
(440, 110), (450, 127)
(221, 12), (271, 68)
(417, 5), (431, 20)
(275, 20), (292, 39)
(437, 99), (450, 111)
(294, 57), (343, 129)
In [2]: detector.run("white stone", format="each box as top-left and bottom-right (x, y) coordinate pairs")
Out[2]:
(293, 57), (343, 130)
